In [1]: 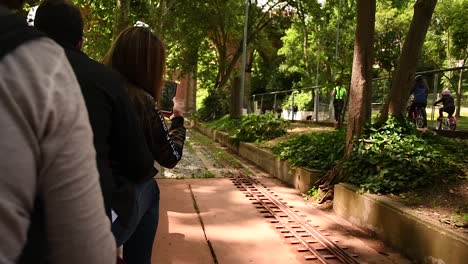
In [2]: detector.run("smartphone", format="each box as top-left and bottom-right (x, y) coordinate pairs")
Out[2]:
(160, 81), (177, 114)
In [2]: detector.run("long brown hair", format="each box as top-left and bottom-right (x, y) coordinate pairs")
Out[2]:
(103, 26), (166, 102)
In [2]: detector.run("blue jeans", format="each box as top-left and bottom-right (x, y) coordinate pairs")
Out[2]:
(112, 179), (160, 264)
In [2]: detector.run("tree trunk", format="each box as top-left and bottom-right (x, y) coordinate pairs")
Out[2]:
(231, 76), (242, 118)
(456, 68), (464, 118)
(384, 0), (437, 121)
(113, 0), (130, 39)
(217, 44), (243, 89)
(186, 70), (198, 114)
(345, 0), (376, 157)
(455, 56), (466, 117)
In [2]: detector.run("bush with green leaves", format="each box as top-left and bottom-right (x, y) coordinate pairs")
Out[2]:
(207, 115), (242, 133)
(281, 90), (313, 111)
(344, 118), (468, 193)
(208, 113), (289, 143)
(195, 91), (229, 121)
(271, 130), (346, 171)
(235, 113), (289, 142)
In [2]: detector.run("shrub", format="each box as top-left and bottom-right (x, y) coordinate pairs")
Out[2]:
(272, 130), (346, 171)
(281, 90), (313, 111)
(234, 113), (289, 142)
(344, 118), (468, 193)
(195, 91), (229, 121)
(208, 113), (289, 143)
(207, 115), (242, 133)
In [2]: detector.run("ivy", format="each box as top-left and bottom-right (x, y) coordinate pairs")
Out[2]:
(207, 113), (289, 144)
(270, 117), (467, 194)
(344, 118), (468, 194)
(272, 130), (346, 171)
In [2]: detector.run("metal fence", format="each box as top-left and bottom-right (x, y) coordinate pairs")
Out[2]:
(251, 66), (468, 124)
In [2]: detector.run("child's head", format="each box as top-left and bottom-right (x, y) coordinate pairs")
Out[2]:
(442, 89), (451, 96)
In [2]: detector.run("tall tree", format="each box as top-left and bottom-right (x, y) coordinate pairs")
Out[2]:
(374, 0), (412, 76)
(434, 0), (468, 117)
(113, 0), (130, 39)
(381, 0), (438, 121)
(345, 0), (376, 156)
(315, 0), (376, 199)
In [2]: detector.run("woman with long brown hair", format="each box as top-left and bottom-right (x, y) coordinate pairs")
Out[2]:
(103, 25), (186, 264)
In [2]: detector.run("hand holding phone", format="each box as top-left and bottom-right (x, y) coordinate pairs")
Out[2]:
(160, 81), (177, 114)
(170, 97), (185, 119)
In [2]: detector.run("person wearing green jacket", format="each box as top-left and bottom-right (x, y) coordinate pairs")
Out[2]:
(332, 85), (347, 123)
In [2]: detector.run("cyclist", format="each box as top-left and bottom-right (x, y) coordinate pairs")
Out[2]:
(433, 89), (455, 121)
(408, 75), (429, 127)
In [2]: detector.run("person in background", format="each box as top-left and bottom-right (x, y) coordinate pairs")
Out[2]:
(408, 75), (429, 127)
(34, 0), (156, 230)
(332, 84), (347, 123)
(103, 25), (186, 264)
(0, 0), (115, 263)
(434, 89), (455, 120)
(292, 104), (298, 121)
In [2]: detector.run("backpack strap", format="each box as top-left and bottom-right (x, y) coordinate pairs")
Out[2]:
(0, 13), (44, 60)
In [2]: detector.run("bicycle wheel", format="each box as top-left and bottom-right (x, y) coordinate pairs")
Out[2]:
(416, 116), (424, 128)
(449, 117), (456, 131)
(443, 118), (451, 130)
(450, 123), (456, 131)
(436, 118), (443, 130)
(416, 113), (424, 128)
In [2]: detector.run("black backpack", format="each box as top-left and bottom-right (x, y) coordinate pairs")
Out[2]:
(0, 12), (47, 264)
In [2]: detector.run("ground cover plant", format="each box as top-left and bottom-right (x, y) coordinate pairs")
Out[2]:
(269, 117), (467, 195)
(344, 118), (468, 194)
(207, 113), (289, 144)
(271, 130), (346, 171)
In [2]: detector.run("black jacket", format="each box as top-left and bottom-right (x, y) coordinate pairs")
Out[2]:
(126, 84), (186, 168)
(434, 94), (455, 108)
(62, 45), (156, 224)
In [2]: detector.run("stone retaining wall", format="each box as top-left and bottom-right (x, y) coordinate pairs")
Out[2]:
(334, 183), (468, 264)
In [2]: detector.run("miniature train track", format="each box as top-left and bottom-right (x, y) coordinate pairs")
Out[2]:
(229, 175), (359, 264)
(192, 131), (360, 263)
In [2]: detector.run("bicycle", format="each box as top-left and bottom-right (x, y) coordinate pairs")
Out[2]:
(436, 113), (457, 131)
(412, 106), (425, 128)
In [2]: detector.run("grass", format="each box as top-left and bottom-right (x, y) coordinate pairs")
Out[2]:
(371, 106), (468, 130)
(456, 116), (468, 130)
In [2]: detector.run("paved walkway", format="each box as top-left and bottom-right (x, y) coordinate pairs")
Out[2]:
(152, 177), (410, 264)
(153, 178), (310, 264)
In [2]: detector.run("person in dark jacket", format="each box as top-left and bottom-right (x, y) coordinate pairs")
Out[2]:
(103, 26), (186, 264)
(34, 0), (156, 227)
(0, 1), (115, 263)
(408, 75), (429, 127)
(434, 89), (456, 119)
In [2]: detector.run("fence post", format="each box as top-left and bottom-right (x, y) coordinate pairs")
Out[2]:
(260, 95), (264, 113)
(431, 73), (439, 128)
(273, 94), (277, 109)
(314, 89), (319, 122)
